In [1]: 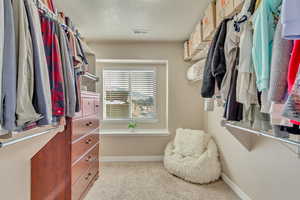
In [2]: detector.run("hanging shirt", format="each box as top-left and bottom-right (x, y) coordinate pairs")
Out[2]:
(24, 0), (53, 125)
(40, 15), (65, 119)
(0, 0), (4, 130)
(252, 0), (282, 91)
(12, 0), (42, 127)
(2, 0), (17, 131)
(269, 21), (293, 102)
(57, 24), (76, 117)
(281, 0), (300, 39)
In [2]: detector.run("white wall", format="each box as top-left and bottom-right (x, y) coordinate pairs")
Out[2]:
(88, 41), (204, 156)
(0, 128), (61, 200)
(204, 106), (300, 200)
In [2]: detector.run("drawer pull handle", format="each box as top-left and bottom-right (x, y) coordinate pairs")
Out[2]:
(86, 122), (93, 126)
(85, 139), (92, 144)
(95, 105), (99, 108)
(85, 155), (92, 162)
(85, 172), (92, 180)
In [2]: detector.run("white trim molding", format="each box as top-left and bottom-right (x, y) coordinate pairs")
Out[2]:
(101, 155), (164, 162)
(221, 173), (252, 200)
(100, 129), (170, 136)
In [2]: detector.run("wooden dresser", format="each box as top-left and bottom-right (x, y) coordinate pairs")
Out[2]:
(31, 91), (100, 200)
(69, 91), (101, 200)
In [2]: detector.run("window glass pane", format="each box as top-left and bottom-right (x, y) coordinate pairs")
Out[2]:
(131, 71), (157, 120)
(103, 69), (157, 121)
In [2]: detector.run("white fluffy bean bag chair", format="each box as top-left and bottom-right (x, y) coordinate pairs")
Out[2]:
(164, 129), (221, 184)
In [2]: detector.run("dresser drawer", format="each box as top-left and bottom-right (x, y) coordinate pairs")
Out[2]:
(72, 162), (99, 200)
(72, 144), (99, 185)
(72, 133), (99, 164)
(83, 98), (95, 116)
(72, 115), (99, 141)
(94, 99), (100, 114)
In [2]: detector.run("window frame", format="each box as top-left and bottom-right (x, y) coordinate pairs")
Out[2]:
(102, 66), (158, 123)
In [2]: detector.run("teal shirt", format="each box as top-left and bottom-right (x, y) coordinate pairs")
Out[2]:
(252, 0), (282, 91)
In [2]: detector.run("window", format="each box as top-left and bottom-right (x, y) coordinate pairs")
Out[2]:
(103, 68), (157, 121)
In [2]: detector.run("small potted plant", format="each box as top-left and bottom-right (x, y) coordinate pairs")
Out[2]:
(128, 120), (137, 132)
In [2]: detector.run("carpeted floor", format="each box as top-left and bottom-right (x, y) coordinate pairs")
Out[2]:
(84, 162), (239, 200)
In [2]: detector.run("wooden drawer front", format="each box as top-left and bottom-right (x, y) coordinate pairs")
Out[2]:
(72, 144), (99, 185)
(94, 99), (100, 114)
(72, 133), (99, 164)
(72, 115), (99, 141)
(83, 98), (95, 116)
(72, 162), (99, 200)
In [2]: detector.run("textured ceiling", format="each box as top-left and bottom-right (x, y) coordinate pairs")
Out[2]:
(55, 0), (210, 42)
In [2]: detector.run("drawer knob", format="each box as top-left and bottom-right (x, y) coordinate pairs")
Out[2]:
(85, 172), (92, 180)
(85, 155), (92, 162)
(95, 105), (99, 108)
(86, 122), (93, 126)
(85, 139), (92, 144)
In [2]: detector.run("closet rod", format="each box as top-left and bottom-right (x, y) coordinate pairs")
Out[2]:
(83, 72), (99, 82)
(224, 122), (300, 146)
(0, 127), (59, 148)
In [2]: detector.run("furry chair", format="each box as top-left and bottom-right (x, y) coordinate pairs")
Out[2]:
(164, 128), (221, 184)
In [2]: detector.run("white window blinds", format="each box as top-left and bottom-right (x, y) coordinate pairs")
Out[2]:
(103, 69), (157, 121)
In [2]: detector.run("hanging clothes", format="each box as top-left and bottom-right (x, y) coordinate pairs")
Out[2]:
(252, 0), (282, 92)
(24, 0), (53, 126)
(0, 0), (4, 131)
(223, 48), (243, 121)
(235, 0), (259, 112)
(75, 37), (89, 72)
(282, 67), (300, 124)
(268, 21), (293, 127)
(269, 22), (293, 102)
(68, 31), (82, 68)
(281, 0), (300, 39)
(41, 0), (55, 12)
(40, 14), (65, 120)
(13, 0), (42, 127)
(220, 19), (238, 103)
(287, 40), (300, 93)
(2, 0), (17, 131)
(201, 18), (231, 99)
(57, 24), (76, 117)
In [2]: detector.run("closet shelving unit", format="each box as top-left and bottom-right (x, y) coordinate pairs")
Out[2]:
(83, 72), (100, 82)
(0, 125), (64, 148)
(221, 120), (300, 156)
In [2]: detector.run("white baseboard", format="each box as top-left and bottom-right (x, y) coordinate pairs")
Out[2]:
(221, 173), (252, 200)
(101, 155), (164, 162)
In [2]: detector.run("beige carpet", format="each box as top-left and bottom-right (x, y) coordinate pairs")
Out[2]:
(84, 162), (239, 200)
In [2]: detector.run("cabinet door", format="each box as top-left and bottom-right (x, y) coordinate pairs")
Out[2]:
(31, 130), (71, 200)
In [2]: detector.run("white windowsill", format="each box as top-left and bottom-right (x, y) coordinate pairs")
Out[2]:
(100, 129), (170, 136)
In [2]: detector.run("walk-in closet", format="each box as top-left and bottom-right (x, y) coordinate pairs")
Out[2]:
(0, 0), (300, 200)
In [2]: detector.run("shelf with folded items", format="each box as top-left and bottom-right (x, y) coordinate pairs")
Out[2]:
(221, 120), (300, 156)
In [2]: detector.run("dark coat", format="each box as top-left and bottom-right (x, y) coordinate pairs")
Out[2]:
(201, 19), (231, 98)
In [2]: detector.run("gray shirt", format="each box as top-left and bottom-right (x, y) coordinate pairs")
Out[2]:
(2, 0), (17, 131)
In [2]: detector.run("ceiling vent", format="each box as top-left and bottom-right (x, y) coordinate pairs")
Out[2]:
(133, 28), (149, 35)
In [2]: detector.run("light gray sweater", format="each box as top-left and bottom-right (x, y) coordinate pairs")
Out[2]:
(268, 21), (293, 103)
